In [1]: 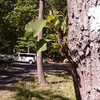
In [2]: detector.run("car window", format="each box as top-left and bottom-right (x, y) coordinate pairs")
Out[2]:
(14, 53), (35, 57)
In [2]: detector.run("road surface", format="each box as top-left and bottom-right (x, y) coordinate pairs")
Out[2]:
(0, 62), (71, 89)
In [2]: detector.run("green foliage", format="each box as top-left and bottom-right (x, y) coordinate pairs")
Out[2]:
(61, 18), (67, 34)
(0, 0), (2, 4)
(45, 33), (59, 52)
(25, 19), (47, 52)
(0, 0), (68, 56)
(46, 15), (56, 23)
(16, 36), (36, 52)
(4, 4), (37, 33)
(25, 20), (47, 37)
(36, 39), (47, 52)
(44, 14), (67, 58)
(0, 0), (39, 54)
(46, 15), (67, 34)
(47, 0), (67, 16)
(46, 34), (56, 41)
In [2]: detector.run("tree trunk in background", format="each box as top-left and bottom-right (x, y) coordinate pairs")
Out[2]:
(27, 47), (30, 53)
(57, 29), (64, 56)
(37, 0), (46, 85)
(67, 0), (100, 100)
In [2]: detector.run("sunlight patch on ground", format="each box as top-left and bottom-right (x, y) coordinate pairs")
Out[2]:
(0, 90), (16, 100)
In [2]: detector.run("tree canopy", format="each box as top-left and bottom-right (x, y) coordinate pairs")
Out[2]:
(0, 0), (67, 61)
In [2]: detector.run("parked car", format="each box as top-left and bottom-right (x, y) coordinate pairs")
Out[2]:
(13, 53), (36, 64)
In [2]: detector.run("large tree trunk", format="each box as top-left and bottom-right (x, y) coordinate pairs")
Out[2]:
(67, 0), (100, 100)
(37, 0), (46, 85)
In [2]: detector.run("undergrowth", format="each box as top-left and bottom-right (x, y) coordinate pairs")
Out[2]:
(13, 72), (76, 100)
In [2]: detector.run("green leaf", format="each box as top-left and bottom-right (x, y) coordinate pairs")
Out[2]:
(55, 20), (60, 27)
(46, 15), (56, 23)
(61, 19), (67, 33)
(25, 20), (47, 37)
(46, 34), (56, 41)
(36, 39), (47, 52)
(52, 43), (58, 49)
(0, 0), (3, 4)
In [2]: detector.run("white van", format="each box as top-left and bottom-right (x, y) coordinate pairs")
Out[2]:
(13, 53), (36, 64)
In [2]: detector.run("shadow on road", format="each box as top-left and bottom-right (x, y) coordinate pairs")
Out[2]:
(0, 62), (72, 90)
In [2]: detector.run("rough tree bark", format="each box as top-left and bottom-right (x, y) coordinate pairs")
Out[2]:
(67, 0), (100, 100)
(37, 0), (46, 85)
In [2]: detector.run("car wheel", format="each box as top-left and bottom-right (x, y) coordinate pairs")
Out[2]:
(29, 60), (33, 64)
